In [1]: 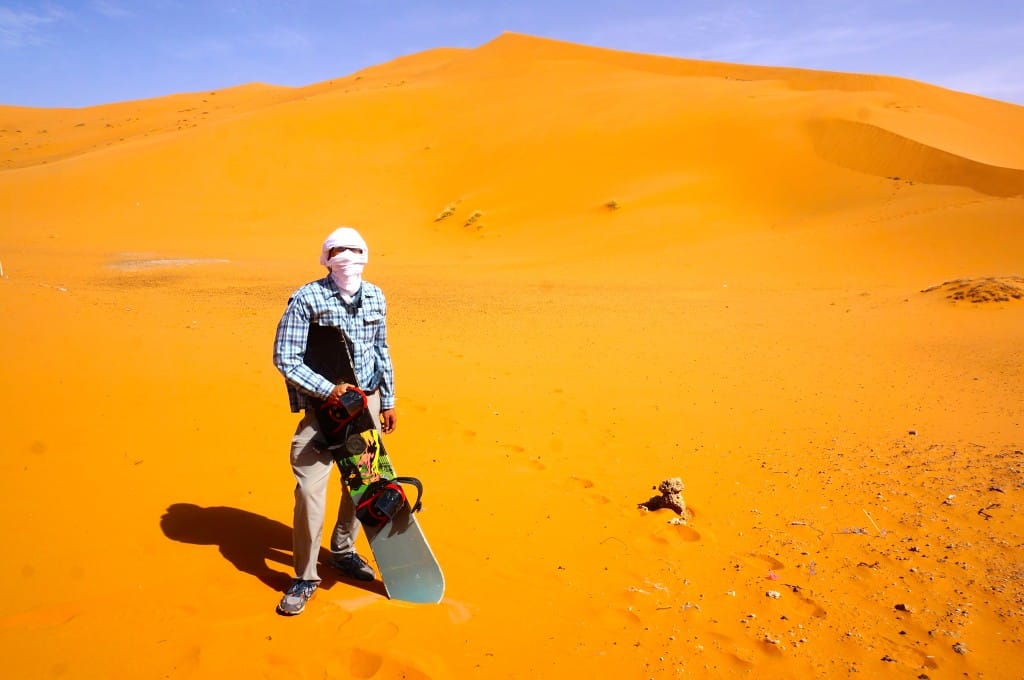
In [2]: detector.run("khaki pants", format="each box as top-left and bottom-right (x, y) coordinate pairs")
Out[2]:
(289, 391), (381, 581)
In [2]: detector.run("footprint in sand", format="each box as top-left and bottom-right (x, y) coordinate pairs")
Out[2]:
(502, 443), (547, 471)
(347, 623), (401, 677)
(0, 602), (81, 629)
(707, 632), (757, 670)
(568, 476), (611, 505)
(370, 620), (400, 641)
(742, 554), (829, 619)
(348, 643), (429, 680)
(672, 522), (701, 541)
(747, 554), (826, 615)
(598, 605), (645, 630)
(638, 492), (701, 540)
(641, 519), (701, 544)
(790, 589), (828, 619)
(349, 649), (384, 678)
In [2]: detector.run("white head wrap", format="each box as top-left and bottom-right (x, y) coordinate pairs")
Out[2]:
(320, 227), (369, 296)
(320, 227), (369, 266)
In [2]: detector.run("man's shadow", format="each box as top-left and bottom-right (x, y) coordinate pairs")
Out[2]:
(160, 503), (386, 596)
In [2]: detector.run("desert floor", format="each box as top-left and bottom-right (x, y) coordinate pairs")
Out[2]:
(2, 33), (1023, 679)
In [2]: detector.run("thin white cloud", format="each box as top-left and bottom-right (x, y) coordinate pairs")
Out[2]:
(0, 5), (68, 47)
(952, 19), (1024, 102)
(582, 5), (948, 73)
(692, 20), (948, 70)
(90, 1), (130, 19)
(563, 4), (1024, 103)
(942, 57), (1024, 103)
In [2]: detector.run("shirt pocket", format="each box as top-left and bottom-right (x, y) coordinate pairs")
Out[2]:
(312, 307), (345, 328)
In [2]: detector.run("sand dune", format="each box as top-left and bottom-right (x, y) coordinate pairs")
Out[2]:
(0, 83), (303, 171)
(1, 33), (1022, 679)
(808, 119), (1024, 197)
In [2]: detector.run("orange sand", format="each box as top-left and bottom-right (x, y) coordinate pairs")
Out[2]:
(2, 33), (1023, 678)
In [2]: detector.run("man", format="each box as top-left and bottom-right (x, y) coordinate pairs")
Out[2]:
(272, 226), (396, 615)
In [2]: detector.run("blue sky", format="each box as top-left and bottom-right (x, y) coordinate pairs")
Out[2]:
(2, 1), (1023, 108)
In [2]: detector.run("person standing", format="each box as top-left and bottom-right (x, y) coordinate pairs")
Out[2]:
(272, 226), (396, 615)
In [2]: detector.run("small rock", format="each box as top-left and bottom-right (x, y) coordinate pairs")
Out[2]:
(952, 642), (967, 655)
(766, 590), (782, 599)
(639, 477), (688, 516)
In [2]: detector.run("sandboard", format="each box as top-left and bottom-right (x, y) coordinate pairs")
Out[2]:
(303, 322), (444, 604)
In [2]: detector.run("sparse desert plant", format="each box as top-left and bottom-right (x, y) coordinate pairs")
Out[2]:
(464, 210), (483, 229)
(434, 203), (457, 222)
(605, 199), (620, 210)
(434, 198), (463, 223)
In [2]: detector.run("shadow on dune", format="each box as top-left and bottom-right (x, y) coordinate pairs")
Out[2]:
(807, 119), (1024, 197)
(159, 503), (386, 596)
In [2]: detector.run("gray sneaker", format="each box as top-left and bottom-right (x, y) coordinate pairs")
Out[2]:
(277, 579), (318, 615)
(332, 552), (375, 581)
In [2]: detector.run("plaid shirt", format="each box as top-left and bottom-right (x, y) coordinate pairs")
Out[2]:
(273, 276), (395, 412)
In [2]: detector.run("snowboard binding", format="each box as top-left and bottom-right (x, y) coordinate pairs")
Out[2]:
(316, 386), (367, 439)
(356, 477), (424, 529)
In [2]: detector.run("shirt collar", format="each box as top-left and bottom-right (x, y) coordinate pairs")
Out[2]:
(323, 274), (363, 305)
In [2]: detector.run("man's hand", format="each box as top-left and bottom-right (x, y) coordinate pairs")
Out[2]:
(380, 408), (396, 434)
(330, 384), (395, 433)
(328, 383), (355, 402)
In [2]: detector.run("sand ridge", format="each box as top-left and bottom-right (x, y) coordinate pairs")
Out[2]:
(2, 32), (1023, 679)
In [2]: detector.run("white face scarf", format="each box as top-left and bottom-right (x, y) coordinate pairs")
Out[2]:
(320, 227), (369, 296)
(326, 250), (366, 295)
